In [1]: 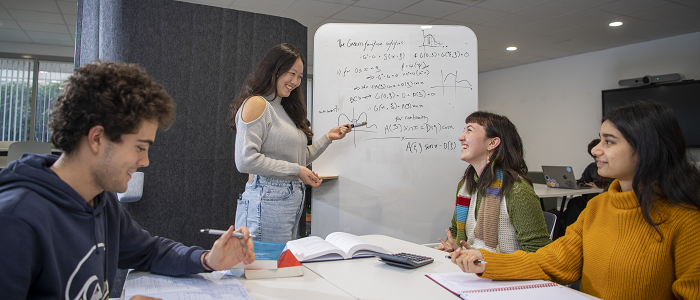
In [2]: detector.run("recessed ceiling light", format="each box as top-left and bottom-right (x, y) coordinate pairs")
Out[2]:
(22, 55), (31, 58)
(506, 47), (517, 51)
(609, 22), (623, 27)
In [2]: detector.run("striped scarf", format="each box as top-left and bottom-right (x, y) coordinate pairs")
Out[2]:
(454, 192), (471, 234)
(474, 168), (504, 249)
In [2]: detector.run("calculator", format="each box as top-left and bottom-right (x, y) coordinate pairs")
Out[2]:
(374, 252), (434, 269)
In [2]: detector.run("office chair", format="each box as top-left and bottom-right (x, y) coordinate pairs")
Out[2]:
(117, 172), (144, 202)
(7, 141), (52, 163)
(542, 211), (557, 240)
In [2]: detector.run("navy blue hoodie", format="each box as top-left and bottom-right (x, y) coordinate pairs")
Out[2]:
(0, 154), (206, 299)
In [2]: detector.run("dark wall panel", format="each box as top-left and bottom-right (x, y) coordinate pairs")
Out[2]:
(75, 0), (307, 295)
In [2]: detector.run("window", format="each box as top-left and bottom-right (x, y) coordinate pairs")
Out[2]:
(0, 58), (73, 142)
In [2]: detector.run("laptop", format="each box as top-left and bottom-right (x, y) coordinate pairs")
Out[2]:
(541, 166), (591, 189)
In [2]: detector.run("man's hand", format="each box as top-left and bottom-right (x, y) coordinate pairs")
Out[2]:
(204, 226), (255, 271)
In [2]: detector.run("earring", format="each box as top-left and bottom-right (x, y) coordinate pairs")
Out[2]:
(486, 154), (490, 164)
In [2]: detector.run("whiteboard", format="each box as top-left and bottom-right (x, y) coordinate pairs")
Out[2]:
(311, 24), (478, 244)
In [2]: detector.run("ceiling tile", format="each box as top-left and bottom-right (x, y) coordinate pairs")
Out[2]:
(517, 19), (575, 35)
(458, 23), (511, 38)
(547, 23), (608, 39)
(427, 18), (469, 25)
(480, 13), (541, 30)
(1, 0), (60, 13)
(8, 9), (65, 24)
(620, 21), (690, 39)
(63, 14), (77, 26)
(443, 6), (508, 24)
(376, 13), (435, 24)
(550, 8), (619, 27)
(25, 30), (72, 41)
(231, 0), (294, 14)
(278, 11), (327, 27)
(332, 6), (393, 22)
(354, 0), (421, 11)
(0, 8), (11, 19)
(674, 0), (700, 9)
(400, 0), (470, 18)
(550, 0), (616, 9)
(594, 0), (668, 15)
(32, 38), (74, 46)
(229, 5), (281, 15)
(631, 2), (700, 22)
(57, 1), (78, 15)
(0, 35), (32, 43)
(487, 28), (539, 42)
(282, 0), (348, 18)
(474, 0), (550, 13)
(515, 46), (577, 59)
(317, 0), (358, 4)
(516, 1), (586, 19)
(17, 21), (69, 33)
(0, 19), (22, 30)
(658, 13), (700, 30)
(0, 28), (28, 38)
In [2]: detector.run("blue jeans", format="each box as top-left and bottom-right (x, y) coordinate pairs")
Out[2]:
(235, 175), (305, 243)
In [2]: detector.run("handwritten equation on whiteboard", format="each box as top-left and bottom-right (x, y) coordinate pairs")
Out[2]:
(316, 29), (475, 153)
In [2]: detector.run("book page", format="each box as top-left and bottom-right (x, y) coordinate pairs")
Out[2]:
(287, 236), (346, 260)
(426, 272), (550, 294)
(124, 271), (253, 300)
(325, 232), (387, 258)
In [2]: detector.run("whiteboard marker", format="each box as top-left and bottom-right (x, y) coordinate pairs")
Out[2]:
(347, 122), (367, 128)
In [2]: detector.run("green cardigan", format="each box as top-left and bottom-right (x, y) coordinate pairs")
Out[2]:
(448, 179), (551, 253)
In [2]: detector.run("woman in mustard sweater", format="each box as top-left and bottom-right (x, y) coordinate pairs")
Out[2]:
(450, 102), (700, 300)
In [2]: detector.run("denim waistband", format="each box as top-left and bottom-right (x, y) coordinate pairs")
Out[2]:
(252, 175), (304, 188)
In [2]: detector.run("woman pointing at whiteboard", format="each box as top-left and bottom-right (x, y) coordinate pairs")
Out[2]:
(227, 43), (350, 243)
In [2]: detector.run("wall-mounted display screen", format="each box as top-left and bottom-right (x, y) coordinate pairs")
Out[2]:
(602, 80), (700, 147)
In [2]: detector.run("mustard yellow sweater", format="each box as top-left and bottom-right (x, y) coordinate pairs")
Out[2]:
(479, 180), (700, 300)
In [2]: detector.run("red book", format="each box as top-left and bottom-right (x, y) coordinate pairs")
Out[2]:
(244, 250), (304, 279)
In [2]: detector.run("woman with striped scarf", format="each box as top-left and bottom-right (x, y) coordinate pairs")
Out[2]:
(435, 111), (551, 254)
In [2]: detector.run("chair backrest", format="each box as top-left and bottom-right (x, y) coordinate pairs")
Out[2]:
(528, 171), (546, 184)
(118, 172), (144, 203)
(7, 141), (52, 163)
(542, 211), (557, 240)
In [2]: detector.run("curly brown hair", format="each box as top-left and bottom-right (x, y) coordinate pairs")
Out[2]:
(49, 60), (176, 154)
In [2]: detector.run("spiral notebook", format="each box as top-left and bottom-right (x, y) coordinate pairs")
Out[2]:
(426, 272), (592, 300)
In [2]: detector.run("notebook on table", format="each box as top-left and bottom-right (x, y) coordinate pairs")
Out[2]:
(426, 272), (593, 300)
(541, 165), (591, 189)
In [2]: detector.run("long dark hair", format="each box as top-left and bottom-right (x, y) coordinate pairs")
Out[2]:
(603, 102), (700, 235)
(462, 111), (532, 197)
(227, 43), (312, 138)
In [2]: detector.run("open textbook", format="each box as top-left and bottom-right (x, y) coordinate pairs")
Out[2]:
(287, 232), (388, 262)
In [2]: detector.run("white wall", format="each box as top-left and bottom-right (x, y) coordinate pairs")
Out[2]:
(479, 31), (700, 175)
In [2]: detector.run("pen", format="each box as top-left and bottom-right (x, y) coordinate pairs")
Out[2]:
(444, 254), (487, 264)
(345, 122), (367, 128)
(200, 228), (256, 238)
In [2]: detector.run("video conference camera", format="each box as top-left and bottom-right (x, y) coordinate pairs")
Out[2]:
(619, 73), (684, 87)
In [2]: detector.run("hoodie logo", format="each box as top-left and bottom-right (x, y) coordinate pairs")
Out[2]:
(65, 243), (109, 300)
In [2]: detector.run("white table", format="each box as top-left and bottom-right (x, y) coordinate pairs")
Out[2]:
(533, 183), (603, 210)
(304, 235), (600, 300)
(122, 235), (599, 300)
(122, 266), (356, 300)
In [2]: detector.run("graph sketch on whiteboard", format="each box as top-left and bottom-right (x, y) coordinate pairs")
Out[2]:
(432, 70), (473, 95)
(338, 108), (377, 147)
(420, 30), (446, 51)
